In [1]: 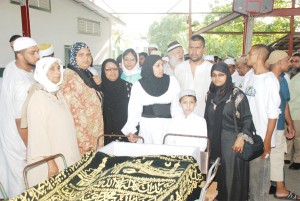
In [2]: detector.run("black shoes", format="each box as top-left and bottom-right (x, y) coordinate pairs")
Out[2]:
(285, 160), (291, 164)
(289, 162), (300, 170)
(269, 185), (276, 194)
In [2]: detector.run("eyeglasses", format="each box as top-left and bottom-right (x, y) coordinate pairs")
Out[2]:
(105, 68), (119, 72)
(211, 73), (226, 78)
(289, 58), (300, 63)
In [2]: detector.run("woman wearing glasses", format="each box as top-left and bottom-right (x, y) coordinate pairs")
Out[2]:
(120, 48), (142, 84)
(204, 62), (254, 201)
(101, 58), (132, 145)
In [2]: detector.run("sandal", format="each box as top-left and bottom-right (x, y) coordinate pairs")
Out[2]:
(274, 191), (300, 200)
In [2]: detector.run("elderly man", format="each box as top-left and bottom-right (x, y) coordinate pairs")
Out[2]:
(0, 37), (39, 197)
(174, 35), (213, 117)
(285, 52), (300, 171)
(224, 57), (243, 87)
(163, 41), (184, 76)
(235, 56), (253, 90)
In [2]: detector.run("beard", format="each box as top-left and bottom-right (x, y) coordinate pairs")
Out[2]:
(190, 57), (202, 63)
(28, 63), (36, 68)
(24, 58), (37, 68)
(169, 56), (183, 67)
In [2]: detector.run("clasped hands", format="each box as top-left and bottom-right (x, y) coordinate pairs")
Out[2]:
(127, 133), (138, 143)
(232, 136), (245, 153)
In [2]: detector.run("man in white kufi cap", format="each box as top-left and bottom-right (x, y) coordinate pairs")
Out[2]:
(0, 37), (39, 198)
(164, 41), (184, 76)
(148, 43), (158, 55)
(204, 55), (214, 64)
(38, 43), (54, 58)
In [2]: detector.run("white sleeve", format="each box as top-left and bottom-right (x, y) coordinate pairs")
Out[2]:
(265, 76), (281, 119)
(13, 80), (30, 119)
(198, 118), (207, 152)
(170, 77), (182, 117)
(164, 119), (178, 145)
(121, 82), (143, 134)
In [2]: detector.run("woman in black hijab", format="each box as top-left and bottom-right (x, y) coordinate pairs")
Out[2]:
(101, 58), (132, 145)
(204, 62), (253, 201)
(122, 55), (181, 144)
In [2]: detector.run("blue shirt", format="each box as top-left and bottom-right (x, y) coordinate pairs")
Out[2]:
(121, 73), (142, 84)
(277, 73), (290, 130)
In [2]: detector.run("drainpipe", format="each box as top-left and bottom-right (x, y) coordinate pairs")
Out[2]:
(20, 0), (31, 37)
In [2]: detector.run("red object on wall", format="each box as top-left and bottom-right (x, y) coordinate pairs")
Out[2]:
(20, 0), (31, 37)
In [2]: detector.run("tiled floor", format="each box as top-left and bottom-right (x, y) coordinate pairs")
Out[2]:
(267, 164), (300, 201)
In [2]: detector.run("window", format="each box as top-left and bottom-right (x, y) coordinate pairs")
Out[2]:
(64, 45), (72, 67)
(78, 18), (101, 36)
(11, 0), (51, 12)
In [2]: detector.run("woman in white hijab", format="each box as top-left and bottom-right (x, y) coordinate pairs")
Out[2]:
(120, 48), (142, 84)
(24, 57), (80, 187)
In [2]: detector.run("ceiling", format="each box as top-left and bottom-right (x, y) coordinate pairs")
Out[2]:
(269, 32), (300, 52)
(92, 0), (232, 14)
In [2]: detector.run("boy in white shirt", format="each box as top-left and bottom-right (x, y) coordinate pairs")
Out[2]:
(166, 89), (207, 151)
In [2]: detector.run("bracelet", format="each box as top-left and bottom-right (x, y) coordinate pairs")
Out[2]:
(237, 133), (254, 144)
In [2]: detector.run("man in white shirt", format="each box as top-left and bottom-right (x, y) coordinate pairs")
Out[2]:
(245, 44), (281, 201)
(148, 43), (158, 55)
(163, 41), (184, 76)
(224, 57), (244, 87)
(0, 37), (39, 198)
(174, 35), (213, 117)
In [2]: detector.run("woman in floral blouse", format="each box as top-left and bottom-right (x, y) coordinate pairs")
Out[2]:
(61, 42), (103, 155)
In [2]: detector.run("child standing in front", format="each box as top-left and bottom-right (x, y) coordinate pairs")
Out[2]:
(166, 89), (207, 151)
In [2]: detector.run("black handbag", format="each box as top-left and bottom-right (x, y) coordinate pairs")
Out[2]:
(232, 94), (264, 161)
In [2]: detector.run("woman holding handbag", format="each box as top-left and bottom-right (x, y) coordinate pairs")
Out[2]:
(204, 62), (254, 201)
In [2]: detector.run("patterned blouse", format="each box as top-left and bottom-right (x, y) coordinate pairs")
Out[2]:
(61, 69), (104, 156)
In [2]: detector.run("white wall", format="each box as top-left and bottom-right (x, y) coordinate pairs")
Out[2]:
(0, 0), (112, 68)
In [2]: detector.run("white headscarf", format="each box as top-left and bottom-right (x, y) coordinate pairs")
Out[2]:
(34, 57), (64, 92)
(121, 49), (141, 76)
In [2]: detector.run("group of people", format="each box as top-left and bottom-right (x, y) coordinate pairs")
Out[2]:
(0, 33), (299, 201)
(0, 38), (104, 197)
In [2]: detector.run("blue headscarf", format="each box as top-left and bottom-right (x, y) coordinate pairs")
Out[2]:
(69, 42), (89, 69)
(67, 42), (101, 92)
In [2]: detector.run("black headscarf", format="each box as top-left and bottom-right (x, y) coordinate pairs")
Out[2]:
(208, 62), (233, 105)
(204, 62), (233, 160)
(100, 59), (132, 144)
(67, 42), (101, 92)
(139, 55), (170, 97)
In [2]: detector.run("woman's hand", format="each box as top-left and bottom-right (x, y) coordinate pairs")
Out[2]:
(82, 141), (93, 152)
(93, 75), (101, 85)
(47, 160), (59, 178)
(127, 133), (138, 143)
(232, 136), (245, 153)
